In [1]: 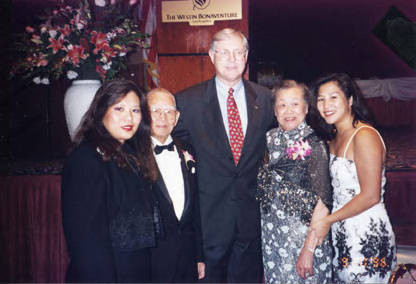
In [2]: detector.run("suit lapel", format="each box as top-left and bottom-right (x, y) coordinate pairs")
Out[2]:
(155, 167), (173, 206)
(202, 78), (234, 160)
(177, 148), (191, 222)
(239, 80), (261, 166)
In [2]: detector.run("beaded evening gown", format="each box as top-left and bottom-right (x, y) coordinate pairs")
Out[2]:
(257, 122), (333, 284)
(331, 126), (396, 283)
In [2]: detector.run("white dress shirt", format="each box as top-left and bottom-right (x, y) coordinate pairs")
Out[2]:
(215, 77), (248, 138)
(152, 136), (185, 220)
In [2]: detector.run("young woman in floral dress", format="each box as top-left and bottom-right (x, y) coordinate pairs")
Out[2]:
(310, 73), (396, 283)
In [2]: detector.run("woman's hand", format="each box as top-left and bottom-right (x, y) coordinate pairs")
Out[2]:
(310, 217), (331, 245)
(296, 247), (314, 280)
(197, 262), (205, 279)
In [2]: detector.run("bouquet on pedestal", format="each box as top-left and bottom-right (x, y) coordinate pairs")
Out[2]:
(10, 0), (149, 84)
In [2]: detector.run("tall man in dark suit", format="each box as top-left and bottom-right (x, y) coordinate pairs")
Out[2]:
(148, 88), (205, 283)
(173, 28), (274, 283)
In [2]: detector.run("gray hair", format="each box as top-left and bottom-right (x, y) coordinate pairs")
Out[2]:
(209, 28), (249, 52)
(271, 80), (310, 106)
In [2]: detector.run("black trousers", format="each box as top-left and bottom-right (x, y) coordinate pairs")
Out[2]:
(199, 236), (263, 283)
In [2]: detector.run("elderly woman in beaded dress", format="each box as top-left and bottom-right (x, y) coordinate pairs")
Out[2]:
(257, 79), (333, 283)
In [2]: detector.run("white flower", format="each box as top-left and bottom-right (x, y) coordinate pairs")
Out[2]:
(119, 52), (126, 57)
(278, 248), (288, 257)
(319, 263), (328, 271)
(283, 263), (292, 271)
(281, 226), (289, 233)
(76, 22), (84, 30)
(265, 244), (272, 255)
(103, 62), (112, 70)
(106, 32), (117, 40)
(267, 261), (275, 269)
(266, 223), (273, 230)
(40, 26), (47, 34)
(276, 210), (285, 219)
(41, 78), (50, 85)
(66, 70), (79, 79)
(315, 248), (323, 257)
(33, 77), (41, 84)
(48, 29), (57, 38)
(94, 0), (106, 7)
(272, 152), (280, 159)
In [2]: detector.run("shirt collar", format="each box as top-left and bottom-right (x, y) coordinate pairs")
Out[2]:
(215, 77), (244, 96)
(152, 135), (173, 147)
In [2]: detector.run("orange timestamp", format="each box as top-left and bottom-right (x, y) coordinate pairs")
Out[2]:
(341, 257), (387, 268)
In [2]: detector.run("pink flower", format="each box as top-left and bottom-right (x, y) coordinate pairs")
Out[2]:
(66, 45), (87, 65)
(286, 139), (312, 160)
(90, 31), (109, 54)
(129, 0), (137, 5)
(25, 26), (35, 33)
(47, 37), (65, 54)
(95, 0), (106, 7)
(59, 24), (71, 37)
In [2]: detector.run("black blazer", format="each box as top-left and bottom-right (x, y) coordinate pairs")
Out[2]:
(61, 143), (156, 283)
(173, 77), (274, 247)
(151, 141), (203, 283)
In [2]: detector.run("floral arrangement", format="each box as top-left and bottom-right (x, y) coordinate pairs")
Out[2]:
(10, 0), (149, 84)
(286, 139), (311, 160)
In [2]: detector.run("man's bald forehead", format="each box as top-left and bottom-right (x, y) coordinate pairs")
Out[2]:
(148, 88), (176, 105)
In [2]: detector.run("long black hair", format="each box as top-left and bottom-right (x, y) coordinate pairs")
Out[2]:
(310, 73), (374, 140)
(73, 79), (157, 182)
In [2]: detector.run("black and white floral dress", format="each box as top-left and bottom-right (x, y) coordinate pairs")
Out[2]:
(331, 126), (396, 283)
(257, 122), (333, 284)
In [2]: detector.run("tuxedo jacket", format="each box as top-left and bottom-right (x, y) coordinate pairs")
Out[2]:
(173, 77), (274, 247)
(150, 141), (203, 283)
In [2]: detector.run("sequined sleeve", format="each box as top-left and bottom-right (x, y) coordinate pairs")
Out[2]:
(308, 137), (332, 212)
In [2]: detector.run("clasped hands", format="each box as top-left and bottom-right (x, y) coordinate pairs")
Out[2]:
(309, 216), (331, 246)
(296, 217), (331, 280)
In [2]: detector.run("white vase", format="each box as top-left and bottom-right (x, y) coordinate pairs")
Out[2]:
(64, 80), (101, 140)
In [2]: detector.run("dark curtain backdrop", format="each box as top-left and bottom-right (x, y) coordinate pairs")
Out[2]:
(0, 175), (69, 283)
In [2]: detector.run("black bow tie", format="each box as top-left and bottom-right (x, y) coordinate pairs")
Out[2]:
(154, 141), (175, 155)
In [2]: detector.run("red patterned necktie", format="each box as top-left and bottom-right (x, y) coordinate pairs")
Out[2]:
(227, 88), (244, 165)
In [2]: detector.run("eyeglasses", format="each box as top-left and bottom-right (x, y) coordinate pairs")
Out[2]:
(214, 49), (247, 61)
(150, 108), (177, 120)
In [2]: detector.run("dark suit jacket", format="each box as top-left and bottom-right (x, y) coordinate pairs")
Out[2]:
(173, 77), (274, 247)
(151, 141), (203, 283)
(62, 143), (156, 283)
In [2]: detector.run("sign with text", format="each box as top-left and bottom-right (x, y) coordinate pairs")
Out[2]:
(162, 0), (242, 26)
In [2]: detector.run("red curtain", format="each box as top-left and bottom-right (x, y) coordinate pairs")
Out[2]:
(0, 175), (69, 283)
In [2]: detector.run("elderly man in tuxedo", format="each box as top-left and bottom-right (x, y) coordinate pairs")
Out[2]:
(173, 28), (274, 283)
(148, 88), (205, 283)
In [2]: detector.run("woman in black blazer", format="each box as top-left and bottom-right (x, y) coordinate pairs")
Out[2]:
(61, 79), (159, 283)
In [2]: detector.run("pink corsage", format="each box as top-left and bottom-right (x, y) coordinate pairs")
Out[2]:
(182, 150), (196, 173)
(286, 139), (312, 160)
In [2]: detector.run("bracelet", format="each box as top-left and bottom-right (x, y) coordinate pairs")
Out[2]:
(305, 247), (315, 253)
